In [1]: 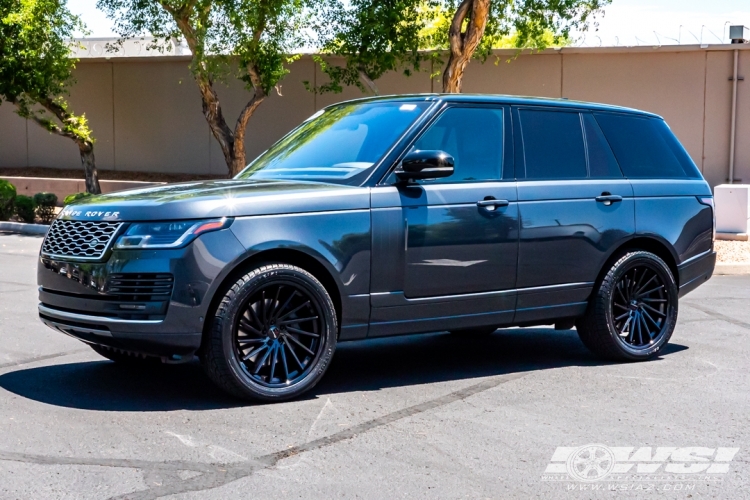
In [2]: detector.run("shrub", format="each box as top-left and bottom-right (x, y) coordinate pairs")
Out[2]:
(0, 180), (16, 221)
(63, 192), (93, 206)
(14, 195), (36, 223)
(33, 192), (58, 224)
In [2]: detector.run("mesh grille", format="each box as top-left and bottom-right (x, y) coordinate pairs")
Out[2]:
(42, 220), (123, 259)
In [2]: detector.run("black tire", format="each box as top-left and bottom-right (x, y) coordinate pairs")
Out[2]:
(202, 263), (337, 402)
(576, 251), (678, 361)
(449, 327), (497, 336)
(90, 344), (159, 364)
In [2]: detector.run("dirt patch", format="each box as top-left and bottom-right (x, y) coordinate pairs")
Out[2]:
(715, 240), (750, 264)
(0, 167), (226, 183)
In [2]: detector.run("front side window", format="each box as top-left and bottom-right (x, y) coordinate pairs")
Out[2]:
(237, 101), (430, 185)
(519, 109), (587, 180)
(409, 107), (504, 182)
(593, 113), (702, 179)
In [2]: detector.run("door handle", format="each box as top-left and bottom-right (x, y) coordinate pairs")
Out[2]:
(477, 199), (510, 210)
(595, 194), (623, 206)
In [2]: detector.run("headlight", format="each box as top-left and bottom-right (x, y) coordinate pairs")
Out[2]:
(114, 218), (233, 249)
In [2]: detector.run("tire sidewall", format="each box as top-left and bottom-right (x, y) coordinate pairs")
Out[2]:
(602, 252), (678, 359)
(220, 265), (337, 401)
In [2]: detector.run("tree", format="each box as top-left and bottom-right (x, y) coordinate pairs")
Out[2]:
(309, 0), (435, 95)
(0, 0), (101, 193)
(315, 1), (603, 96)
(98, 0), (310, 177)
(439, 0), (608, 93)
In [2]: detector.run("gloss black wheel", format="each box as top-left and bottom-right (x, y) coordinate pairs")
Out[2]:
(233, 280), (326, 387)
(611, 264), (671, 350)
(576, 251), (678, 361)
(203, 263), (337, 401)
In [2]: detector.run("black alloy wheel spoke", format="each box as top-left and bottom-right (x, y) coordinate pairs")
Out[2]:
(283, 337), (305, 369)
(253, 344), (274, 374)
(269, 344), (279, 381)
(284, 333), (316, 356)
(268, 286), (283, 321)
(243, 343), (268, 361)
(276, 300), (312, 323)
(637, 284), (664, 298)
(245, 306), (262, 330)
(634, 275), (657, 297)
(233, 282), (324, 387)
(611, 264), (672, 350)
(278, 316), (319, 326)
(237, 337), (265, 345)
(642, 303), (667, 317)
(272, 291), (298, 322)
(285, 326), (320, 338)
(239, 318), (262, 336)
(280, 343), (290, 380)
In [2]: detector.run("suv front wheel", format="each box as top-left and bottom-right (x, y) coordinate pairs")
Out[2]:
(202, 263), (338, 402)
(576, 251), (678, 361)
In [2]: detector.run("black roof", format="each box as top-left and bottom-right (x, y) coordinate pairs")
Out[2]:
(334, 93), (662, 119)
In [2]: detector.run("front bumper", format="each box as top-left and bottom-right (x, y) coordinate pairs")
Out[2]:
(678, 250), (716, 298)
(37, 228), (246, 357)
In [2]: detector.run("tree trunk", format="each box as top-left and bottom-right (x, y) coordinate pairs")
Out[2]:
(442, 0), (491, 93)
(17, 98), (103, 194)
(359, 69), (380, 95)
(196, 77), (237, 176)
(78, 142), (101, 194)
(230, 84), (267, 177)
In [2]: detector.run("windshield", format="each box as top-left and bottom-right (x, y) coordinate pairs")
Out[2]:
(235, 101), (430, 185)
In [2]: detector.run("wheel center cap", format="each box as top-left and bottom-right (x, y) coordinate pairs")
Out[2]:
(268, 325), (281, 339)
(629, 300), (639, 311)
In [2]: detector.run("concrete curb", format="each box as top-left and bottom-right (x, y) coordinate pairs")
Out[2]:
(714, 263), (750, 275)
(0, 222), (49, 236)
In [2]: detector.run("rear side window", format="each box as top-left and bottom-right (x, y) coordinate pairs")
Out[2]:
(519, 109), (587, 179)
(582, 114), (623, 178)
(594, 113), (702, 179)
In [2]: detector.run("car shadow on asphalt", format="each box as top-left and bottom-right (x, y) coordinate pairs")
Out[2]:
(0, 329), (687, 411)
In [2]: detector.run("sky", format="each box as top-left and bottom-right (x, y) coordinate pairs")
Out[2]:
(68, 0), (750, 47)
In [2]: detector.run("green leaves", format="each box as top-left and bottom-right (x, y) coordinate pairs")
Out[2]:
(0, 0), (81, 102)
(309, 0), (438, 94)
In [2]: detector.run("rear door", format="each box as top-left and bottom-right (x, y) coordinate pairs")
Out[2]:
(593, 113), (713, 276)
(513, 107), (635, 323)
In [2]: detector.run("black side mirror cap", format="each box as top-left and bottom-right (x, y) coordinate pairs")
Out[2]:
(395, 150), (455, 181)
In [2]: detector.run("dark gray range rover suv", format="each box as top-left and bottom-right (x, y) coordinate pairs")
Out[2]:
(37, 95), (716, 401)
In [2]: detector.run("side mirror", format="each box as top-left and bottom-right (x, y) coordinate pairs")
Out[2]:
(395, 150), (454, 181)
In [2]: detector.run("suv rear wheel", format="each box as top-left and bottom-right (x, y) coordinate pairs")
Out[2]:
(576, 251), (678, 361)
(202, 263), (337, 402)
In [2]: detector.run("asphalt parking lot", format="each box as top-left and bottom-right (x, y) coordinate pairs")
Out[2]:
(0, 232), (748, 499)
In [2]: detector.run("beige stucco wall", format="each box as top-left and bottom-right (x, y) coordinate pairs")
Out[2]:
(0, 45), (748, 188)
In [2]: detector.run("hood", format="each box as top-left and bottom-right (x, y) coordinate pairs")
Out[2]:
(58, 179), (371, 222)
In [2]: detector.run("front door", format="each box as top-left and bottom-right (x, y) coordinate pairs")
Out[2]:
(513, 107), (635, 323)
(369, 105), (519, 336)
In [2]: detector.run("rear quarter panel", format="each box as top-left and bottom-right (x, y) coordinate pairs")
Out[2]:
(632, 179), (713, 265)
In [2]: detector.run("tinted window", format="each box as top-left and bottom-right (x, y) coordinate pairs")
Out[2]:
(594, 113), (702, 179)
(411, 107), (503, 182)
(582, 113), (623, 178)
(237, 101), (429, 185)
(519, 109), (587, 179)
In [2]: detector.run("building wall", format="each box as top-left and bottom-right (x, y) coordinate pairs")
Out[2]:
(0, 45), (748, 188)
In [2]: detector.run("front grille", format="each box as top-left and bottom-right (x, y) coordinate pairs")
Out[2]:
(42, 220), (123, 260)
(106, 273), (175, 302)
